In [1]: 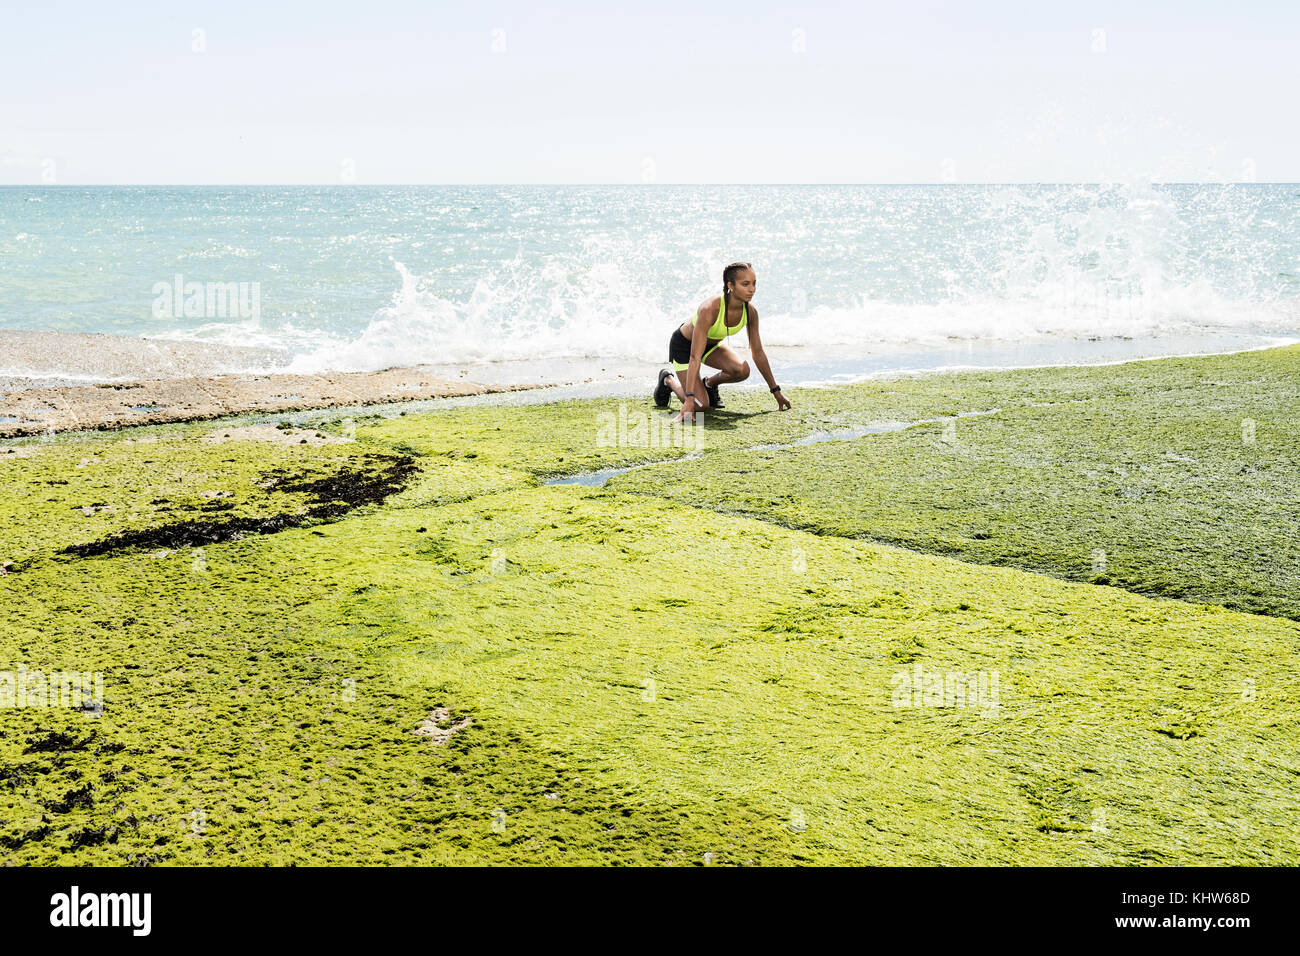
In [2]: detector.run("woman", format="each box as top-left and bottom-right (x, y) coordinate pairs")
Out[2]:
(653, 262), (792, 422)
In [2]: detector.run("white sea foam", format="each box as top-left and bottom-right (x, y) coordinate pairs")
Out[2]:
(282, 258), (669, 373)
(4, 184), (1298, 379)
(274, 261), (1298, 374)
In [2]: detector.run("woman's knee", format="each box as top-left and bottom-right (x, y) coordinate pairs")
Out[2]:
(738, 361), (751, 380)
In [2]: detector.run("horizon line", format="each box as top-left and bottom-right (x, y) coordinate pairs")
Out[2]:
(3, 181), (1296, 188)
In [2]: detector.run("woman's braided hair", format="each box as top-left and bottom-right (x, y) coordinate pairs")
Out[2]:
(723, 261), (752, 296)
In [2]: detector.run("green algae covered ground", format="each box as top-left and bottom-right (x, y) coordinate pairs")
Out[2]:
(616, 346), (1300, 620)
(2, 346), (1299, 865)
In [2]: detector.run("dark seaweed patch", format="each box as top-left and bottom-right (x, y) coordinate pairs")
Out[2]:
(0, 825), (51, 850)
(262, 453), (420, 520)
(59, 454), (418, 559)
(24, 729), (98, 754)
(66, 825), (118, 848)
(44, 783), (95, 813)
(63, 513), (305, 556)
(0, 763), (47, 788)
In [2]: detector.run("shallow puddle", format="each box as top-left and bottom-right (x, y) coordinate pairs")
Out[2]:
(543, 413), (1002, 487)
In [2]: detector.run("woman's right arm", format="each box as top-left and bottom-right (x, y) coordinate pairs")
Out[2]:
(680, 300), (713, 417)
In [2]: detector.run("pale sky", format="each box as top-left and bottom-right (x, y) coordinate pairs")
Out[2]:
(2, 0), (1296, 184)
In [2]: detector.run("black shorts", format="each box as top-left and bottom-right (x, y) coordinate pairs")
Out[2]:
(668, 327), (721, 372)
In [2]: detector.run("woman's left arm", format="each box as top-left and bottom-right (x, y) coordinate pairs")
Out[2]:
(746, 306), (792, 410)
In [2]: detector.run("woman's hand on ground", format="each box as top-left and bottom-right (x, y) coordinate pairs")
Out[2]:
(774, 389), (791, 411)
(673, 392), (710, 422)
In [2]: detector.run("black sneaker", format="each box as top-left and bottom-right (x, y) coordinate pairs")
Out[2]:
(704, 374), (724, 409)
(653, 368), (673, 407)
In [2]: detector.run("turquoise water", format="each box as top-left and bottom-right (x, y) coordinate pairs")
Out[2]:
(2, 184), (1298, 378)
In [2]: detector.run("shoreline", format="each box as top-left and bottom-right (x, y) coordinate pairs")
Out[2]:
(3, 327), (1298, 438)
(0, 365), (547, 438)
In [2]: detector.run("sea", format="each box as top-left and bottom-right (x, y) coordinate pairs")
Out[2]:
(2, 183), (1298, 390)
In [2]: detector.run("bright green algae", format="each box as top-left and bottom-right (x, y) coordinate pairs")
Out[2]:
(613, 345), (1300, 620)
(0, 422), (418, 569)
(2, 347), (1299, 865)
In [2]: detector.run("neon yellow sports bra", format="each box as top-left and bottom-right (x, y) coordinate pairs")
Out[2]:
(689, 295), (747, 340)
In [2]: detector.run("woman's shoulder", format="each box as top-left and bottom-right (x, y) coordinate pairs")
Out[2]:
(689, 294), (721, 325)
(697, 293), (722, 315)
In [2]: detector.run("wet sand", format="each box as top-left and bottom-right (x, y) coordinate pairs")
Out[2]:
(0, 367), (552, 438)
(0, 331), (551, 437)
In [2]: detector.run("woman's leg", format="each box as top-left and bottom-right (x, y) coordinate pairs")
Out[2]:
(667, 345), (746, 405)
(666, 342), (714, 405)
(701, 345), (751, 387)
(668, 352), (719, 406)
(666, 362), (689, 403)
(665, 329), (693, 403)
